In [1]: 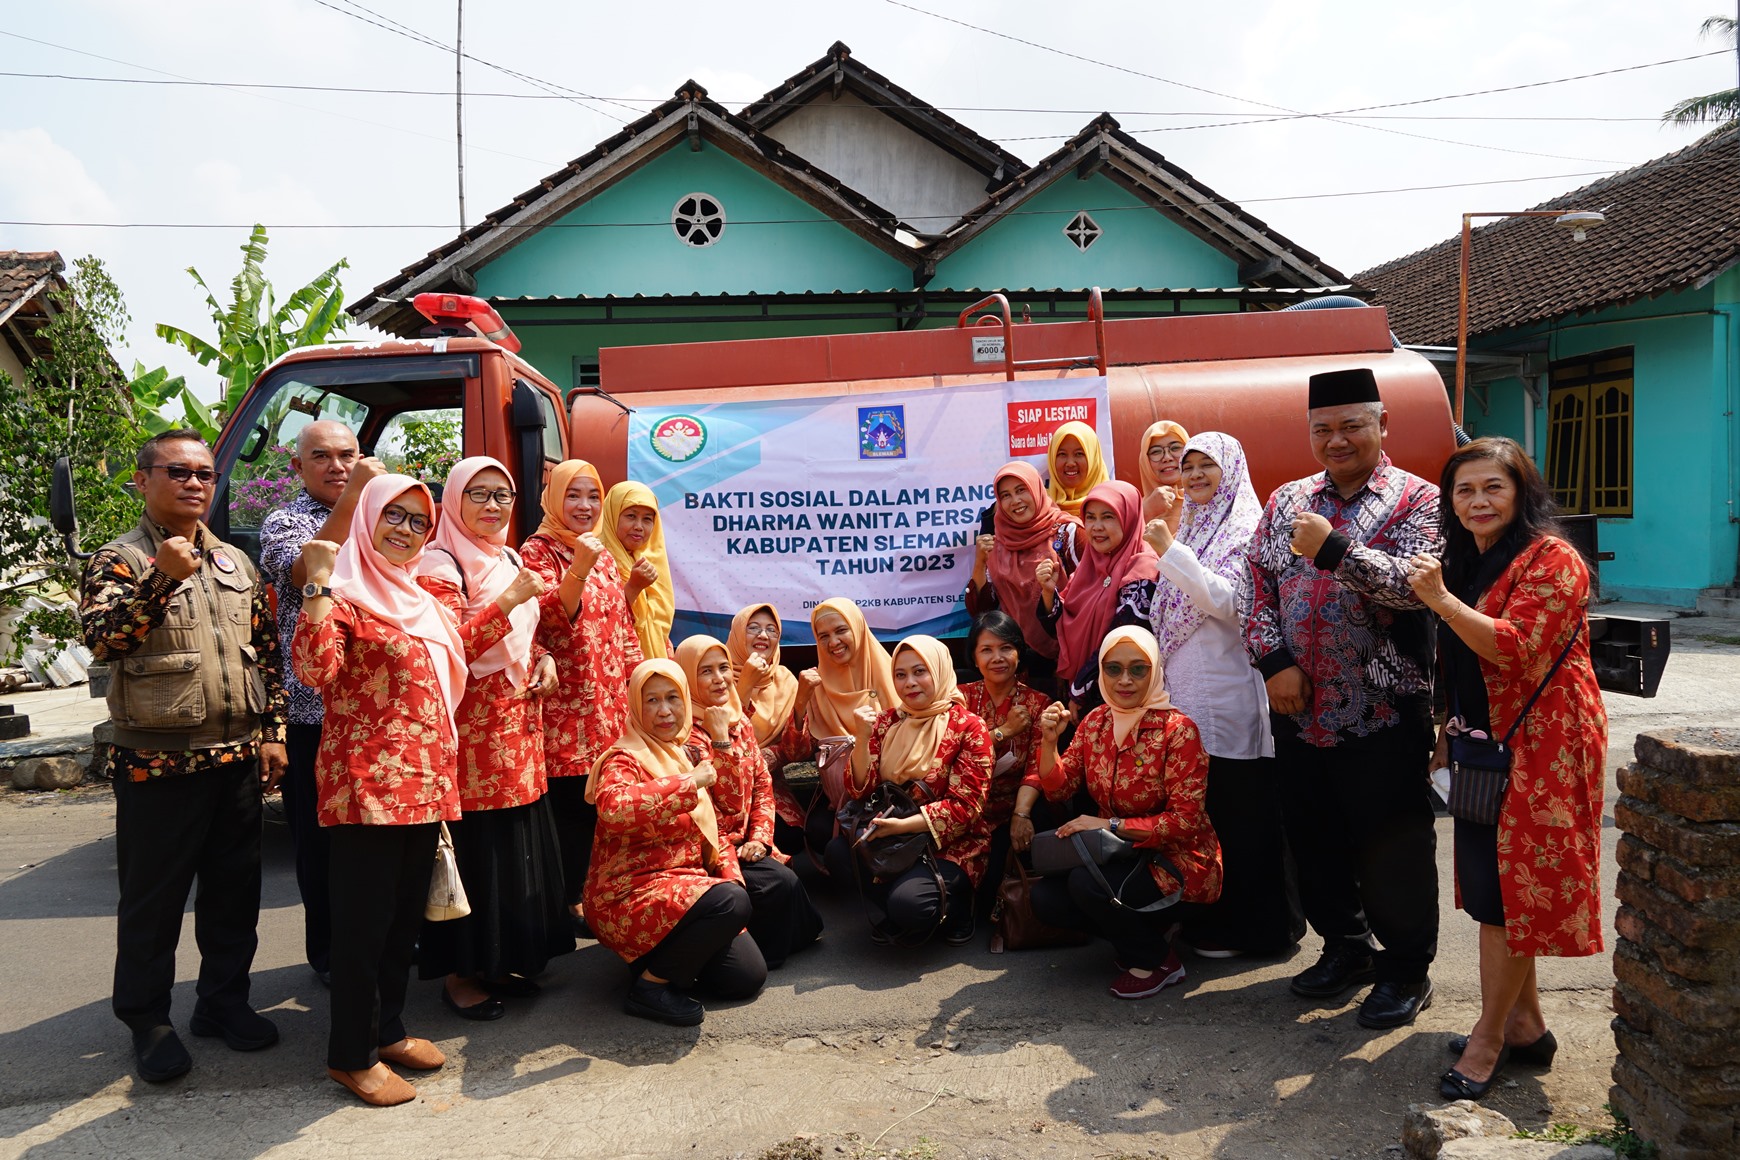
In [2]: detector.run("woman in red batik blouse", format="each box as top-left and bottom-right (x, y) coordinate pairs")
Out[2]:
(585, 659), (766, 1026)
(416, 457), (574, 1019)
(677, 635), (823, 967)
(294, 474), (542, 1106)
(521, 459), (643, 936)
(1015, 626), (1223, 1001)
(823, 635), (993, 948)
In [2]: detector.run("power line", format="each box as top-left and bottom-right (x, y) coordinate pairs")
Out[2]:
(880, 0), (1628, 165)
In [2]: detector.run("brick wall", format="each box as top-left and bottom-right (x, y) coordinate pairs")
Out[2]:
(1610, 727), (1740, 1159)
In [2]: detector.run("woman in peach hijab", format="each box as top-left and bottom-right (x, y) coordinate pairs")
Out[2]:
(1137, 420), (1190, 529)
(793, 598), (899, 858)
(584, 659), (765, 1026)
(1045, 420), (1110, 517)
(822, 635), (994, 947)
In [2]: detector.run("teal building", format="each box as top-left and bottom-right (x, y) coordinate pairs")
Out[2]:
(1357, 127), (1740, 609)
(352, 42), (1350, 392)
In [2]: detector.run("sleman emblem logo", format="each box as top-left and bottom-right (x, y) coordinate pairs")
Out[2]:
(650, 415), (707, 463)
(858, 406), (906, 460)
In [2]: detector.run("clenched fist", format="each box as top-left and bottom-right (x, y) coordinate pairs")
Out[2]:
(498, 566), (546, 612)
(703, 704), (736, 744)
(155, 536), (204, 581)
(1035, 558), (1059, 597)
(627, 555), (659, 595)
(571, 532), (604, 581)
(689, 762), (718, 790)
(298, 539), (340, 585)
(1039, 701), (1071, 742)
(1290, 512), (1334, 559)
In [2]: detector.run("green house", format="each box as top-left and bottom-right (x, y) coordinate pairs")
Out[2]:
(351, 42), (1350, 391)
(1357, 126), (1740, 610)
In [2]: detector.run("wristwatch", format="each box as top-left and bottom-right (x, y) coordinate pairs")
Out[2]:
(992, 727), (1005, 743)
(1109, 817), (1123, 834)
(302, 582), (334, 600)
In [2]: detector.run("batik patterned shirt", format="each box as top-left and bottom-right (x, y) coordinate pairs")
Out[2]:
(259, 489), (332, 726)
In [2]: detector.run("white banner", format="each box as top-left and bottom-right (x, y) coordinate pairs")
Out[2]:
(628, 377), (1113, 644)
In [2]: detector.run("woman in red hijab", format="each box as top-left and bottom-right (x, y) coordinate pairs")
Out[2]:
(1038, 480), (1163, 715)
(968, 461), (1082, 694)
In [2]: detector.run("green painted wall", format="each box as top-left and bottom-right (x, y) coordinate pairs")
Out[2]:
(930, 173), (1240, 292)
(474, 145), (914, 298)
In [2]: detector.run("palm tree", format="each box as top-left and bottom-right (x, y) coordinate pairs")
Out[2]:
(1663, 16), (1739, 125)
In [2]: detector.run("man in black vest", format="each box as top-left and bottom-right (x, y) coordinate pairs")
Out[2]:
(80, 429), (288, 1083)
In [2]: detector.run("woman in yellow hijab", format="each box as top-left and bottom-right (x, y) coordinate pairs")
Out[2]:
(599, 481), (676, 659)
(1045, 421), (1110, 517)
(1137, 420), (1190, 529)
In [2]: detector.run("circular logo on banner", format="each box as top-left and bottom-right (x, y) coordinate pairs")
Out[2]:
(649, 415), (707, 463)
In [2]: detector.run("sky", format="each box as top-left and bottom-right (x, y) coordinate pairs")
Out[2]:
(1, 0), (1735, 399)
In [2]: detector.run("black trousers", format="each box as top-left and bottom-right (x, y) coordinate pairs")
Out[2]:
(1276, 720), (1440, 984)
(1179, 755), (1305, 954)
(635, 882), (766, 998)
(282, 723), (332, 973)
(823, 837), (972, 943)
(111, 759), (262, 1030)
(740, 856), (823, 968)
(1031, 862), (1179, 969)
(544, 776), (594, 909)
(326, 821), (438, 1070)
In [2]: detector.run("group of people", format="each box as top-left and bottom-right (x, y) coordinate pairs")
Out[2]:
(79, 365), (1608, 1109)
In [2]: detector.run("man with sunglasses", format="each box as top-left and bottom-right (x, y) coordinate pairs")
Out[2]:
(79, 429), (288, 1084)
(258, 420), (384, 989)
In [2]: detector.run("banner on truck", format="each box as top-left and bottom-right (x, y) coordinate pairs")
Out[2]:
(628, 377), (1113, 644)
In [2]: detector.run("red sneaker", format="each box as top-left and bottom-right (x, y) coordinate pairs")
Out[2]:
(1108, 952), (1186, 1000)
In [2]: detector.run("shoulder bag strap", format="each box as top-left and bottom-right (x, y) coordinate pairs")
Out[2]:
(1069, 832), (1186, 914)
(1498, 623), (1582, 747)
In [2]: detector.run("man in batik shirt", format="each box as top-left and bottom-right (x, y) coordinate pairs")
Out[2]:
(1246, 368), (1443, 1031)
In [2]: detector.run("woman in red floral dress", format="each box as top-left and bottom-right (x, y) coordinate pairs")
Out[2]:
(416, 457), (574, 1018)
(521, 460), (643, 934)
(1406, 438), (1607, 1102)
(677, 635), (823, 967)
(1016, 626), (1223, 1000)
(293, 474), (542, 1106)
(823, 635), (993, 947)
(959, 610), (1054, 912)
(585, 659), (766, 1026)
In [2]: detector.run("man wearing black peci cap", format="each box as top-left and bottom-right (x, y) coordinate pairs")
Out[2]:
(1244, 368), (1444, 1030)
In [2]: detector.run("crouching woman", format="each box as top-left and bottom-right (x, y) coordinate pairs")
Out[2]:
(584, 659), (766, 1026)
(1013, 626), (1222, 1000)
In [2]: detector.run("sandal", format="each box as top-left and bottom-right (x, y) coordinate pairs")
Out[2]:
(328, 1066), (416, 1107)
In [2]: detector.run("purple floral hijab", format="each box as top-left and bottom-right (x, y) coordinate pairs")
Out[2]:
(1150, 432), (1262, 661)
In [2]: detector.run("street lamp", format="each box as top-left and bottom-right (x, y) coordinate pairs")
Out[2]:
(1454, 209), (1605, 426)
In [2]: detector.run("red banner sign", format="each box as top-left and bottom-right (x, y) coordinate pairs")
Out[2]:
(1006, 398), (1098, 456)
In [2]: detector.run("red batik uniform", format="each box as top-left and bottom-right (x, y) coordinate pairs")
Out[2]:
(291, 589), (512, 826)
(584, 752), (745, 962)
(1026, 706), (1223, 903)
(688, 718), (785, 863)
(960, 681), (1052, 829)
(520, 534), (644, 780)
(851, 703), (995, 887)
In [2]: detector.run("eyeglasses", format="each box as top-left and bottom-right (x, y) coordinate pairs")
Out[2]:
(1146, 443), (1186, 460)
(144, 464), (218, 484)
(462, 487), (516, 505)
(1100, 661), (1153, 680)
(382, 505), (432, 534)
(744, 623), (780, 638)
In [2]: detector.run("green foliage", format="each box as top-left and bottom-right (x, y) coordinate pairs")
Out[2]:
(1515, 1105), (1657, 1158)
(0, 257), (145, 659)
(387, 414), (463, 482)
(153, 224), (349, 441)
(1662, 17), (1739, 125)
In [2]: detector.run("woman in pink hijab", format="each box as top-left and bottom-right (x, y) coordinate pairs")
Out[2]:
(293, 474), (544, 1105)
(967, 461), (1082, 693)
(416, 456), (574, 1019)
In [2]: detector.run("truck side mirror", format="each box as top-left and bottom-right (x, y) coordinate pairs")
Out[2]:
(49, 456), (94, 560)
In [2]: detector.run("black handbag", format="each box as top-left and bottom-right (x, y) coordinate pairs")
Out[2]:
(1028, 827), (1186, 913)
(837, 781), (935, 882)
(1447, 625), (1581, 826)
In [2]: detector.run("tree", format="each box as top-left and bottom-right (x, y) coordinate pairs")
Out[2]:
(0, 257), (146, 659)
(153, 224), (349, 440)
(1662, 16), (1740, 125)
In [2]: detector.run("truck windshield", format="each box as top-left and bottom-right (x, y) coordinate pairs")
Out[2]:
(213, 352), (476, 562)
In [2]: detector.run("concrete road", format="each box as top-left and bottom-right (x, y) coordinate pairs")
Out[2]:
(1, 627), (1735, 1160)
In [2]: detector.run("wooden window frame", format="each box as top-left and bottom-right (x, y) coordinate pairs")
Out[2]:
(1546, 347), (1634, 517)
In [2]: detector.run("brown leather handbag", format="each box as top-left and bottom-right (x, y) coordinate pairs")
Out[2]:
(989, 852), (1090, 953)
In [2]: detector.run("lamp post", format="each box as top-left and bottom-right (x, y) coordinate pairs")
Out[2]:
(1454, 209), (1604, 427)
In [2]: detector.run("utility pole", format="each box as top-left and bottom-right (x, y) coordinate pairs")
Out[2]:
(455, 0), (467, 230)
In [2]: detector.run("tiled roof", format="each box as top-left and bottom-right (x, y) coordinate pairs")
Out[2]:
(1354, 126), (1740, 346)
(0, 252), (63, 317)
(0, 251), (67, 367)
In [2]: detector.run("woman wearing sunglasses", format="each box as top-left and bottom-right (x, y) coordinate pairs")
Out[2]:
(1013, 626), (1223, 1000)
(416, 457), (575, 1019)
(293, 474), (545, 1105)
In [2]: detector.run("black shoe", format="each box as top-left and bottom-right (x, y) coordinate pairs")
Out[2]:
(483, 975), (541, 998)
(441, 987), (505, 1022)
(1289, 944), (1376, 998)
(1440, 1045), (1511, 1101)
(189, 1006), (280, 1051)
(944, 913), (976, 947)
(624, 979), (704, 1027)
(314, 968), (332, 989)
(869, 926), (892, 946)
(570, 914), (594, 940)
(132, 1025), (192, 1083)
(1447, 1029), (1557, 1068)
(1356, 978), (1434, 1029)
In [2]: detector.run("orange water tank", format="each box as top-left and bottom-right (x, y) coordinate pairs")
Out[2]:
(571, 301), (1454, 503)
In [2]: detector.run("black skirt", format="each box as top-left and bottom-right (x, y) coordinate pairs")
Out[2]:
(418, 797), (576, 980)
(1453, 817), (1506, 927)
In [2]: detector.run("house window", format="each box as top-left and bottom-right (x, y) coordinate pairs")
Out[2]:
(1546, 347), (1634, 516)
(1063, 211), (1101, 251)
(672, 193), (725, 247)
(571, 358), (600, 389)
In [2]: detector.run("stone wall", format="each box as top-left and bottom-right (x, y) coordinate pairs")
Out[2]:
(1610, 727), (1740, 1159)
